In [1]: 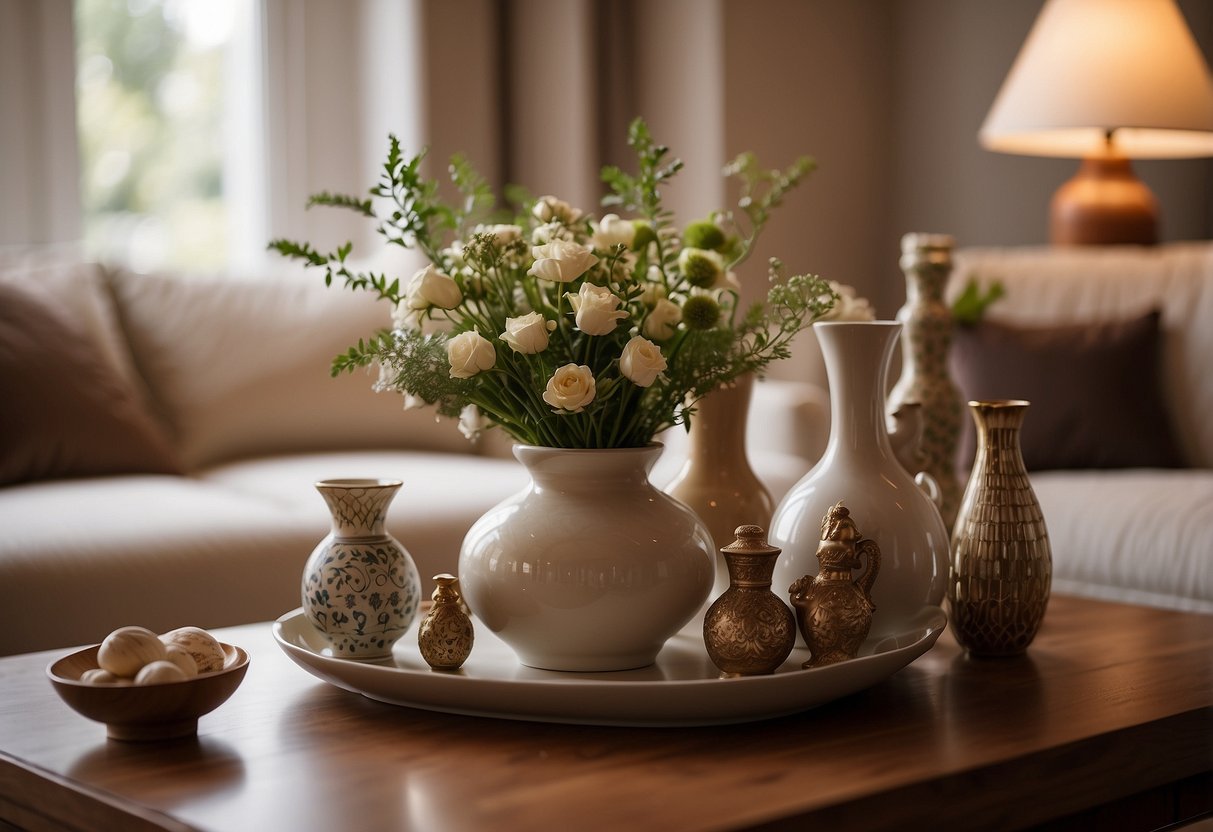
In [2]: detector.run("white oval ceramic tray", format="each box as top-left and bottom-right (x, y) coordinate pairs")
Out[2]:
(274, 606), (946, 727)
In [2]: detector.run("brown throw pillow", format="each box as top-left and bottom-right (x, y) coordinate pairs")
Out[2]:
(0, 281), (181, 485)
(950, 310), (1183, 472)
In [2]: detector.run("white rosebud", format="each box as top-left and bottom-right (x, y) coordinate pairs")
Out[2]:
(619, 335), (667, 388)
(542, 363), (597, 413)
(640, 272), (667, 308)
(447, 330), (497, 378)
(405, 264), (462, 310)
(591, 213), (636, 250)
(566, 282), (628, 336)
(532, 195), (581, 224)
(499, 311), (556, 354)
(718, 270), (742, 292)
(528, 240), (599, 283)
(458, 404), (485, 440)
(642, 297), (683, 341)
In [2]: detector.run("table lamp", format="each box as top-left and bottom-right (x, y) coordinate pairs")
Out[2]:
(980, 0), (1213, 245)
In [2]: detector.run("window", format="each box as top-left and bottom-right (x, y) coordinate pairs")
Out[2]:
(75, 0), (240, 272)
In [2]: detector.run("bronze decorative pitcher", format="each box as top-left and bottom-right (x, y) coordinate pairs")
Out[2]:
(789, 502), (881, 668)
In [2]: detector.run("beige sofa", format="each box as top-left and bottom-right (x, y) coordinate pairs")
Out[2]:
(0, 258), (826, 656)
(951, 242), (1213, 616)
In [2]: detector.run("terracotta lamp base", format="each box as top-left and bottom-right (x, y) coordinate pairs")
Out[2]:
(1049, 155), (1158, 246)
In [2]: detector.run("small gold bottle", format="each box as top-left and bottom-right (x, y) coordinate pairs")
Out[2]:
(418, 574), (474, 671)
(789, 502), (881, 668)
(703, 526), (796, 678)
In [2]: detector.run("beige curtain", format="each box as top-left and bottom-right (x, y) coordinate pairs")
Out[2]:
(0, 0), (81, 247)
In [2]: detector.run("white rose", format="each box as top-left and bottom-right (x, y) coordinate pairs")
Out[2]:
(500, 312), (556, 354)
(528, 240), (599, 283)
(458, 404), (485, 440)
(619, 335), (667, 388)
(591, 213), (636, 250)
(542, 363), (596, 413)
(642, 297), (682, 340)
(447, 330), (496, 379)
(532, 195), (581, 224)
(640, 272), (667, 308)
(406, 264), (462, 310)
(566, 282), (628, 336)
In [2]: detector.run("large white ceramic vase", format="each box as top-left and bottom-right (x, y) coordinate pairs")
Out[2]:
(458, 444), (716, 672)
(770, 322), (948, 640)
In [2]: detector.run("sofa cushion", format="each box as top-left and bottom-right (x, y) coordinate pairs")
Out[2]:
(951, 311), (1183, 471)
(952, 243), (1213, 467)
(109, 269), (473, 469)
(0, 280), (181, 484)
(1031, 469), (1213, 615)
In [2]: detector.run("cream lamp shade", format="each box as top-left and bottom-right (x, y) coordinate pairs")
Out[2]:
(980, 0), (1213, 244)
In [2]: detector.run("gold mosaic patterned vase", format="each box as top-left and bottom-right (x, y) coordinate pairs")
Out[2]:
(949, 401), (1052, 656)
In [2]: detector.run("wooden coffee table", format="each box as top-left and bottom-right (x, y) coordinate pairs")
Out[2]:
(1, 595), (1210, 831)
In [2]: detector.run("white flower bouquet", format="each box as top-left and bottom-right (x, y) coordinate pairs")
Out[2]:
(271, 119), (837, 449)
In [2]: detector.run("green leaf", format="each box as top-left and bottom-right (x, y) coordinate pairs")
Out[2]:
(951, 276), (1005, 325)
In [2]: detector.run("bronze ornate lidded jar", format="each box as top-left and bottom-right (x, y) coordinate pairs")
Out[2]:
(703, 526), (796, 678)
(949, 400), (1052, 657)
(418, 573), (474, 671)
(789, 502), (881, 668)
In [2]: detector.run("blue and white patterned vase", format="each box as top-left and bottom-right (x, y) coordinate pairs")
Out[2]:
(302, 479), (421, 659)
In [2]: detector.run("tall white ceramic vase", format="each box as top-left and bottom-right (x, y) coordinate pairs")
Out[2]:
(770, 322), (948, 639)
(458, 444), (716, 672)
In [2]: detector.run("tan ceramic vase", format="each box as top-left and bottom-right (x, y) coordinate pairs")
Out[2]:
(702, 526), (796, 677)
(887, 232), (964, 533)
(666, 374), (774, 596)
(949, 400), (1052, 656)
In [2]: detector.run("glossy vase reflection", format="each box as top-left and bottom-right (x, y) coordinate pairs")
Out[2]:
(458, 444), (715, 672)
(302, 479), (422, 659)
(666, 373), (774, 595)
(770, 322), (948, 641)
(950, 400), (1052, 656)
(887, 232), (964, 532)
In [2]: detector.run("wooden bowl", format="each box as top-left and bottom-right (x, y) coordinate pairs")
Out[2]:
(47, 642), (249, 741)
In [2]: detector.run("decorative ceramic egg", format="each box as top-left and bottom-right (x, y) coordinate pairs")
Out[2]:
(135, 660), (189, 685)
(163, 644), (199, 678)
(97, 626), (167, 677)
(160, 627), (225, 673)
